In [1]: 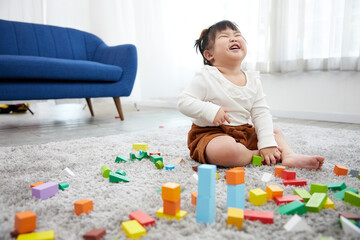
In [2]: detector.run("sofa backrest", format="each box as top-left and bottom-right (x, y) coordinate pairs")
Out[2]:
(0, 19), (103, 61)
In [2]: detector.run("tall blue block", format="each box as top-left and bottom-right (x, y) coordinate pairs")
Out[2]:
(196, 195), (216, 224)
(198, 164), (216, 197)
(227, 184), (245, 209)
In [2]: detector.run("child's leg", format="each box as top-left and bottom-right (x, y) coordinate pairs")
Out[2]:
(274, 128), (325, 170)
(205, 135), (259, 167)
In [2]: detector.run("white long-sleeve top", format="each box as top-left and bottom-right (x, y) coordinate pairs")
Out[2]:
(177, 65), (277, 150)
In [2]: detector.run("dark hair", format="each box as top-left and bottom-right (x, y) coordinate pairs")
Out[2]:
(194, 20), (240, 65)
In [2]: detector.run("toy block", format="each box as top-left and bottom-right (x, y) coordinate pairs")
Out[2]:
(150, 154), (163, 163)
(274, 195), (303, 205)
(227, 184), (245, 209)
(115, 155), (133, 163)
(339, 212), (360, 221)
(109, 172), (130, 183)
(243, 210), (274, 224)
(155, 161), (164, 169)
(332, 187), (358, 200)
(266, 185), (283, 200)
(62, 167), (75, 176)
(252, 155), (262, 166)
(17, 230), (54, 240)
(276, 200), (307, 215)
(283, 214), (312, 232)
(30, 182), (44, 188)
(122, 220), (147, 239)
(327, 182), (346, 191)
(10, 230), (19, 238)
(196, 195), (215, 224)
(344, 191), (360, 207)
(261, 172), (273, 182)
(275, 166), (286, 177)
(83, 228), (106, 240)
(115, 169), (126, 176)
(129, 211), (155, 227)
(156, 207), (187, 220)
(358, 173), (360, 179)
(132, 143), (148, 151)
(349, 169), (359, 178)
(227, 207), (244, 230)
(305, 193), (327, 212)
(192, 165), (199, 172)
(333, 164), (348, 176)
(175, 157), (185, 164)
(165, 164), (175, 170)
(310, 183), (328, 195)
(226, 168), (245, 185)
(100, 165), (112, 178)
(294, 189), (311, 202)
(262, 157), (280, 165)
(216, 173), (219, 179)
(162, 182), (181, 201)
(323, 197), (335, 209)
(283, 179), (307, 186)
(32, 182), (59, 200)
(130, 151), (149, 160)
(281, 170), (296, 180)
(249, 188), (267, 206)
(149, 152), (161, 156)
(14, 211), (36, 234)
(58, 182), (69, 191)
(198, 164), (216, 197)
(74, 199), (94, 216)
(191, 192), (198, 206)
(340, 216), (360, 237)
(163, 199), (181, 215)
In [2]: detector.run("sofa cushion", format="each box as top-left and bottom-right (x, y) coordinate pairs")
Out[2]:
(0, 55), (123, 82)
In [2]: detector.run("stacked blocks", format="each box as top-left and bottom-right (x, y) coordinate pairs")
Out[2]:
(83, 228), (106, 240)
(74, 199), (94, 216)
(32, 182), (59, 200)
(196, 164), (216, 224)
(129, 211), (155, 227)
(266, 185), (283, 200)
(14, 211), (36, 234)
(276, 200), (307, 215)
(249, 188), (267, 206)
(333, 165), (348, 176)
(226, 168), (245, 209)
(122, 220), (147, 239)
(275, 166), (286, 177)
(227, 207), (244, 230)
(305, 193), (327, 212)
(157, 182), (187, 220)
(17, 230), (54, 240)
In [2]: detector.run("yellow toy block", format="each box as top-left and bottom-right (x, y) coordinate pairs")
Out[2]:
(161, 182), (181, 201)
(227, 207), (244, 230)
(132, 143), (148, 151)
(122, 220), (146, 239)
(249, 188), (267, 206)
(17, 230), (54, 240)
(216, 173), (219, 179)
(323, 197), (335, 209)
(266, 185), (284, 200)
(156, 207), (187, 220)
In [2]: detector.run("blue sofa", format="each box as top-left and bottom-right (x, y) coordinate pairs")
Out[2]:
(0, 19), (137, 120)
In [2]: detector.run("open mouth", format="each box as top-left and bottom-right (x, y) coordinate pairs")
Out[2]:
(229, 43), (240, 50)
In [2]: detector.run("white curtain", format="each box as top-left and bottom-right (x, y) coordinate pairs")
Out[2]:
(1, 0), (359, 103)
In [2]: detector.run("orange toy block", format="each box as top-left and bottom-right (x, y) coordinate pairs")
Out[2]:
(163, 199), (181, 215)
(74, 199), (93, 216)
(226, 168), (245, 185)
(30, 182), (44, 188)
(191, 192), (198, 206)
(274, 166), (285, 177)
(333, 165), (348, 176)
(14, 211), (37, 234)
(162, 182), (181, 201)
(266, 185), (284, 200)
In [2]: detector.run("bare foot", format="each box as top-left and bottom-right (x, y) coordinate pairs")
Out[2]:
(282, 153), (325, 170)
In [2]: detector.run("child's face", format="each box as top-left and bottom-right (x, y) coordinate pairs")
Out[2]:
(204, 28), (247, 67)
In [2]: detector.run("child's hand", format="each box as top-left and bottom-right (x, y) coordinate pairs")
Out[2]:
(213, 108), (230, 126)
(259, 147), (281, 165)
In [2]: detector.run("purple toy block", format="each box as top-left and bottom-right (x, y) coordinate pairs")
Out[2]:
(32, 182), (59, 200)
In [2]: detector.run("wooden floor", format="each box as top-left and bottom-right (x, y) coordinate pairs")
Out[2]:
(1, 100), (359, 147)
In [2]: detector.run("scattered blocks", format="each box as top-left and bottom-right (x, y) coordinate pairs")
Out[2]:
(310, 183), (328, 195)
(32, 182), (59, 200)
(244, 210), (274, 224)
(165, 164), (175, 170)
(191, 192), (198, 206)
(227, 207), (244, 230)
(132, 143), (148, 151)
(344, 191), (360, 207)
(275, 166), (286, 177)
(74, 199), (94, 216)
(305, 193), (327, 212)
(266, 185), (283, 200)
(59, 182), (69, 191)
(332, 187), (358, 200)
(249, 188), (267, 206)
(323, 197), (335, 209)
(155, 161), (164, 169)
(115, 155), (133, 163)
(129, 211), (155, 227)
(276, 200), (307, 215)
(30, 182), (44, 188)
(283, 179), (307, 186)
(150, 154), (163, 163)
(17, 230), (54, 240)
(14, 211), (37, 234)
(109, 172), (130, 183)
(283, 214), (312, 232)
(252, 155), (262, 166)
(83, 228), (106, 240)
(333, 165), (348, 176)
(327, 182), (346, 191)
(281, 170), (296, 180)
(294, 189), (311, 202)
(274, 195), (303, 205)
(100, 165), (112, 178)
(122, 220), (147, 239)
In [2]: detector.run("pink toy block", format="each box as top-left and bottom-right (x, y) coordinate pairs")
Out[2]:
(283, 179), (307, 186)
(274, 195), (303, 205)
(244, 210), (274, 224)
(281, 170), (296, 180)
(31, 182), (58, 200)
(129, 211), (155, 227)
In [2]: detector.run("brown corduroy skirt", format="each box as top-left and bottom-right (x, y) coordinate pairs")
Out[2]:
(187, 123), (258, 164)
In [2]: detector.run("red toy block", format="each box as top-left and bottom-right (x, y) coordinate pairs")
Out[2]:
(244, 210), (274, 224)
(274, 195), (303, 205)
(262, 158), (280, 165)
(283, 179), (307, 186)
(149, 152), (161, 156)
(274, 166), (286, 177)
(338, 212), (360, 221)
(83, 228), (106, 240)
(14, 211), (37, 234)
(333, 165), (348, 176)
(129, 211), (156, 227)
(281, 170), (296, 180)
(191, 192), (198, 206)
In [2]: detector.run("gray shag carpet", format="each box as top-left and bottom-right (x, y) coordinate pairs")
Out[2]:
(0, 122), (359, 240)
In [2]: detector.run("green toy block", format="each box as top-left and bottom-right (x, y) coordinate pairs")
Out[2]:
(305, 193), (327, 212)
(115, 155), (134, 163)
(150, 154), (163, 163)
(294, 189), (312, 202)
(276, 200), (307, 215)
(109, 172), (130, 183)
(332, 187), (358, 200)
(327, 182), (346, 191)
(130, 151), (149, 160)
(344, 191), (360, 207)
(59, 182), (69, 191)
(358, 173), (360, 180)
(310, 183), (328, 195)
(252, 155), (262, 166)
(155, 161), (164, 169)
(115, 169), (126, 176)
(100, 165), (112, 178)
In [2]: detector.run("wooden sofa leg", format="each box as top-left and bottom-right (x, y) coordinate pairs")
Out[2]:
(85, 98), (95, 117)
(113, 97), (124, 120)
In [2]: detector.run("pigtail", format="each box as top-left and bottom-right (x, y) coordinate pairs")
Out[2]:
(194, 28), (211, 65)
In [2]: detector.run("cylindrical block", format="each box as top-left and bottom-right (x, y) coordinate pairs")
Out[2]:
(101, 165), (112, 178)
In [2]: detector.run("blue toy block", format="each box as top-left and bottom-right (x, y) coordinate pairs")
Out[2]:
(165, 164), (175, 170)
(227, 184), (245, 209)
(196, 195), (215, 224)
(198, 164), (216, 197)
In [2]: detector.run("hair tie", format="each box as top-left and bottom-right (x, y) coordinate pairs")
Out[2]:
(199, 28), (207, 39)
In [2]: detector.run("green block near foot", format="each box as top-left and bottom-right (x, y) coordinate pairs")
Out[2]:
(59, 182), (69, 191)
(344, 191), (360, 207)
(332, 187), (358, 200)
(252, 155), (262, 166)
(115, 155), (133, 163)
(109, 172), (130, 183)
(276, 200), (307, 215)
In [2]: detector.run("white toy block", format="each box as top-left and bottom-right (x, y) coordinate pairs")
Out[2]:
(283, 214), (312, 232)
(261, 172), (273, 182)
(60, 167), (75, 177)
(340, 216), (360, 237)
